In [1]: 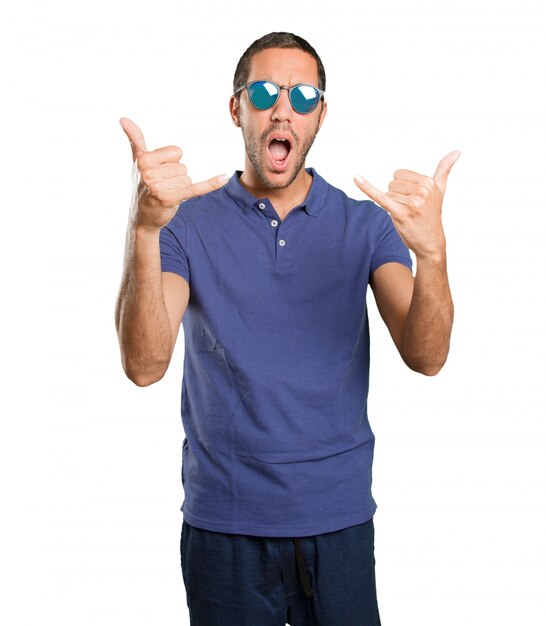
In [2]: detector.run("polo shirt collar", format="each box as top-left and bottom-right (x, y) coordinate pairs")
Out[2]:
(224, 167), (327, 217)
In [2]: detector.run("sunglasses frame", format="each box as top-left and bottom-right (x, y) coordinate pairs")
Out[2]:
(234, 80), (326, 114)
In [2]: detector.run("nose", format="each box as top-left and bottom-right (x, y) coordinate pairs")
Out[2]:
(270, 87), (292, 123)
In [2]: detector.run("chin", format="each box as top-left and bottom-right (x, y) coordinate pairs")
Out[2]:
(270, 159), (303, 184)
(265, 171), (297, 189)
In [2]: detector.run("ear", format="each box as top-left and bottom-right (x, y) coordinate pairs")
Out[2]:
(317, 99), (327, 131)
(229, 95), (241, 128)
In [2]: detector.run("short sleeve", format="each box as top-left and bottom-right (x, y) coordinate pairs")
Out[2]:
(369, 204), (413, 281)
(159, 208), (190, 284)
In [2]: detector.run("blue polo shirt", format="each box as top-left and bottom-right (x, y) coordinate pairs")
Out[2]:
(159, 167), (412, 537)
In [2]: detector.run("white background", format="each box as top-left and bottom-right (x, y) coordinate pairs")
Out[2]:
(1, 0), (545, 624)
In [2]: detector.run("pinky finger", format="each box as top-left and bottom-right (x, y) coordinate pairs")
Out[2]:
(354, 175), (404, 215)
(179, 174), (230, 201)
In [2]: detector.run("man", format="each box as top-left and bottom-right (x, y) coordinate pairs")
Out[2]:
(115, 31), (458, 626)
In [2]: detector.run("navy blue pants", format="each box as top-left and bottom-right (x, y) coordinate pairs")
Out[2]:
(180, 517), (381, 625)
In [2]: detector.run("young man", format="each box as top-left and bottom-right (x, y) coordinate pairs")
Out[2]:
(116, 31), (458, 626)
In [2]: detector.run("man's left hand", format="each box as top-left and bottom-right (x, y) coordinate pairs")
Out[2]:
(353, 151), (461, 260)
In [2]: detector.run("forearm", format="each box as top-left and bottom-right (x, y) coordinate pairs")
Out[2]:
(400, 252), (454, 376)
(115, 225), (172, 386)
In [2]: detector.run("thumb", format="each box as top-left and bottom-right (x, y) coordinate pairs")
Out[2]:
(433, 150), (461, 194)
(119, 117), (148, 161)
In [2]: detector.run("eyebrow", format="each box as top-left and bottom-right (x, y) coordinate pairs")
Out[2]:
(254, 78), (316, 87)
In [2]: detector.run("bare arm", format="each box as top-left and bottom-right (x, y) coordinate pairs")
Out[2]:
(401, 253), (453, 374)
(371, 256), (454, 376)
(114, 117), (227, 386)
(115, 226), (189, 386)
(354, 150), (460, 376)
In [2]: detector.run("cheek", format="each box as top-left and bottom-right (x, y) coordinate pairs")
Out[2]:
(299, 124), (316, 146)
(241, 117), (262, 140)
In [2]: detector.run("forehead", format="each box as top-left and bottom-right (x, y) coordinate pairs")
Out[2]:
(247, 47), (319, 86)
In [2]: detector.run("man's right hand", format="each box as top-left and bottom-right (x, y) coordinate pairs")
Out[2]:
(120, 117), (229, 233)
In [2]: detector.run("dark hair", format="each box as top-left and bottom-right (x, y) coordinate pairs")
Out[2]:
(233, 32), (326, 99)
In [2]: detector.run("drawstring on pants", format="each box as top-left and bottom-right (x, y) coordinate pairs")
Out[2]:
(293, 538), (315, 598)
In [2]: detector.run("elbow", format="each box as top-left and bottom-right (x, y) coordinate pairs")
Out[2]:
(129, 372), (165, 387)
(402, 355), (447, 377)
(416, 363), (444, 377)
(122, 360), (169, 387)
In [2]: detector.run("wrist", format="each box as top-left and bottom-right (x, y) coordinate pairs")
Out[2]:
(414, 233), (447, 266)
(130, 220), (161, 240)
(414, 242), (448, 271)
(415, 249), (447, 266)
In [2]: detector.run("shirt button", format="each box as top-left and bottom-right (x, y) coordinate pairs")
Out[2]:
(279, 239), (286, 246)
(258, 202), (266, 209)
(271, 220), (278, 227)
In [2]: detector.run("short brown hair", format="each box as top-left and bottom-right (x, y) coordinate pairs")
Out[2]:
(233, 32), (326, 99)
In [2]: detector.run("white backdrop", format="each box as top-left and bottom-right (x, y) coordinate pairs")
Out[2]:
(1, 0), (545, 624)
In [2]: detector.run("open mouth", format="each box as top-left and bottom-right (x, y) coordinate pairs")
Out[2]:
(267, 137), (292, 170)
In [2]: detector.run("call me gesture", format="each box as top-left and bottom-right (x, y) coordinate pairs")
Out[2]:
(353, 151), (461, 261)
(353, 151), (461, 375)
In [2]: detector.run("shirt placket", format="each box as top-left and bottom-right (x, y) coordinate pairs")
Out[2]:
(256, 199), (301, 268)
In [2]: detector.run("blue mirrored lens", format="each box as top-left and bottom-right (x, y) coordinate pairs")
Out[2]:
(248, 81), (279, 110)
(290, 85), (320, 113)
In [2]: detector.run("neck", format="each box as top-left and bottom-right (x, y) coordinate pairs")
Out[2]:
(239, 163), (313, 218)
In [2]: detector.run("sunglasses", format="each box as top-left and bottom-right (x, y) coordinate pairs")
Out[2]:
(234, 80), (325, 114)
